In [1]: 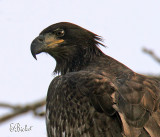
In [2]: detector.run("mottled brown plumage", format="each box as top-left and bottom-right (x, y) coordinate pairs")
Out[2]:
(31, 22), (160, 137)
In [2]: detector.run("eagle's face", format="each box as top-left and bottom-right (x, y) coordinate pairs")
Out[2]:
(31, 22), (97, 60)
(31, 22), (104, 74)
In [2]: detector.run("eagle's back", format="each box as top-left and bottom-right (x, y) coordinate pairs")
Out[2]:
(46, 55), (160, 137)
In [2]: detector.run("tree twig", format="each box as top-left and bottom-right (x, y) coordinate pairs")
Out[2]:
(0, 99), (46, 124)
(143, 47), (160, 64)
(0, 103), (21, 109)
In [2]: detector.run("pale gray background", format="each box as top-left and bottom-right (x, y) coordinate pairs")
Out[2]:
(0, 0), (160, 137)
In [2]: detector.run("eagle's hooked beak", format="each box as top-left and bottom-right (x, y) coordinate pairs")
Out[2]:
(31, 35), (45, 60)
(30, 34), (64, 60)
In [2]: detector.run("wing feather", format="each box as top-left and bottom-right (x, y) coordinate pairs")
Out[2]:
(114, 75), (160, 137)
(46, 71), (160, 137)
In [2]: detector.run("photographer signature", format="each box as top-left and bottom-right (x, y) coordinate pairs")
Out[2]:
(9, 123), (33, 132)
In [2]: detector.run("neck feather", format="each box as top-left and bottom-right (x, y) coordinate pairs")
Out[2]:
(49, 44), (104, 75)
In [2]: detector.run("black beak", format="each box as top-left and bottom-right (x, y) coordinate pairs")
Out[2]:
(30, 35), (45, 60)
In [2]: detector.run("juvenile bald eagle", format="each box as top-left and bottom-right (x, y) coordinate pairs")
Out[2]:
(31, 22), (160, 137)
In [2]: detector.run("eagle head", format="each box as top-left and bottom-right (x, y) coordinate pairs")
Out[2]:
(31, 22), (104, 74)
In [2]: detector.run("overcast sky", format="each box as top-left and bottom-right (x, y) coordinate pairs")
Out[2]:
(0, 0), (160, 137)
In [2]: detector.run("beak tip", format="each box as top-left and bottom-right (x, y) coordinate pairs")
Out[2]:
(31, 41), (38, 60)
(31, 52), (37, 60)
(34, 56), (37, 60)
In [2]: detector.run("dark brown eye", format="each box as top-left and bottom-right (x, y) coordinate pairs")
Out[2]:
(55, 29), (65, 37)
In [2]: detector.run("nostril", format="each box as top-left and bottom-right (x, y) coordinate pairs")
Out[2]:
(37, 35), (44, 43)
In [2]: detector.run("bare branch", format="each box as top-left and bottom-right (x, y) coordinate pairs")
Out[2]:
(0, 99), (46, 124)
(0, 103), (21, 109)
(34, 110), (45, 117)
(143, 47), (160, 64)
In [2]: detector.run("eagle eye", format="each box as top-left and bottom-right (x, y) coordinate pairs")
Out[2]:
(55, 29), (65, 37)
